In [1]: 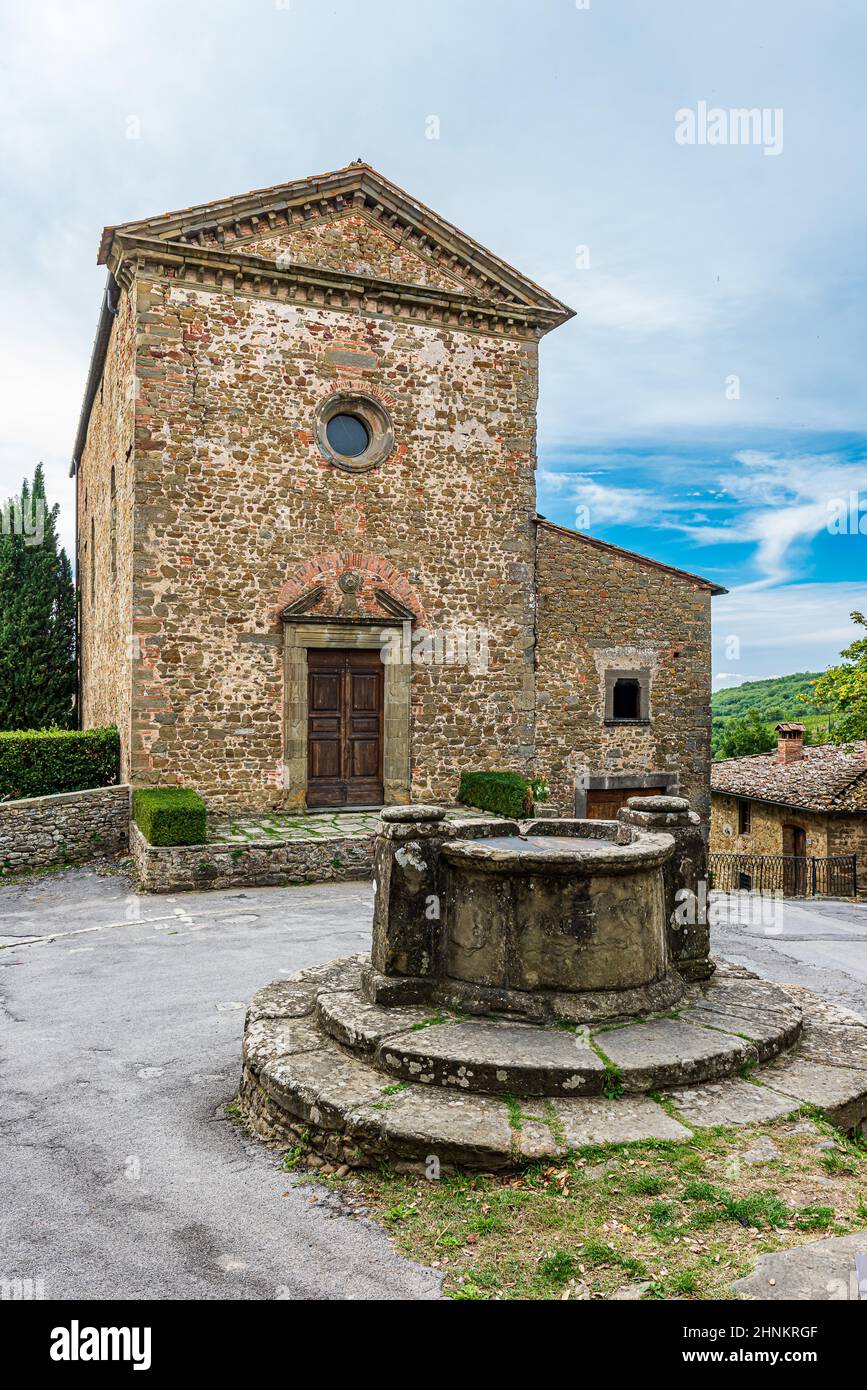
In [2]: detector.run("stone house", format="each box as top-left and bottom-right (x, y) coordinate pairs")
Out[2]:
(711, 725), (867, 893)
(71, 162), (723, 815)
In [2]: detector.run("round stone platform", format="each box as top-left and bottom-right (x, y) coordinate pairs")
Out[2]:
(238, 957), (867, 1170)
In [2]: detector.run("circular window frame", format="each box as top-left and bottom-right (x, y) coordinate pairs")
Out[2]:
(314, 391), (395, 473)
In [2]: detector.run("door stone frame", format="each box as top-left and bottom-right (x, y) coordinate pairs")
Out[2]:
(575, 771), (677, 818)
(282, 621), (411, 811)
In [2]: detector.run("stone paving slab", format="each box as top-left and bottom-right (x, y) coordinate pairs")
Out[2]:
(353, 1086), (520, 1168)
(754, 1057), (867, 1132)
(261, 1046), (390, 1131)
(246, 956), (366, 1023)
(317, 991), (444, 1053)
(594, 1017), (752, 1091)
(731, 1234), (867, 1301)
(679, 1005), (801, 1060)
(208, 804), (489, 845)
(549, 1096), (692, 1147)
(678, 973), (803, 1060)
(665, 1078), (800, 1128)
(208, 811), (383, 844)
(242, 1017), (325, 1072)
(378, 1019), (607, 1097)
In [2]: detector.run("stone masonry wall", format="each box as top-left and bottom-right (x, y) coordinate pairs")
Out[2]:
(710, 794), (829, 858)
(712, 793), (866, 888)
(130, 823), (373, 893)
(79, 284), (137, 774)
(243, 216), (466, 293)
(0, 786), (130, 875)
(126, 250), (539, 809)
(535, 523), (714, 823)
(827, 816), (867, 888)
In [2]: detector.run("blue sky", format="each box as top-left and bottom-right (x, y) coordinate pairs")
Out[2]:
(1, 0), (865, 688)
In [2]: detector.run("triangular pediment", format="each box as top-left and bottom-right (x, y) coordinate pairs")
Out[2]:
(97, 162), (573, 322)
(236, 215), (482, 298)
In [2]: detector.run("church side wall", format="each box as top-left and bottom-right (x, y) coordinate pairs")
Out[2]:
(534, 524), (714, 823)
(78, 284), (136, 779)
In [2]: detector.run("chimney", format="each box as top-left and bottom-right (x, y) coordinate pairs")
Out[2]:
(776, 723), (806, 764)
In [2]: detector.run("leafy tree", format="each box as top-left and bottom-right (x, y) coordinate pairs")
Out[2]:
(0, 465), (76, 730)
(809, 613), (867, 744)
(716, 708), (777, 760)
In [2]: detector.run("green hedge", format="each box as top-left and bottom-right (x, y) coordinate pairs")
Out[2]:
(132, 788), (207, 847)
(0, 727), (120, 801)
(458, 771), (533, 820)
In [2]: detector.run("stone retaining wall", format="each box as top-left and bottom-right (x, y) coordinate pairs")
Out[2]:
(0, 785), (130, 875)
(131, 823), (375, 894)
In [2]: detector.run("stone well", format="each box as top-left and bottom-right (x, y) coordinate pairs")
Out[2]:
(239, 801), (867, 1170)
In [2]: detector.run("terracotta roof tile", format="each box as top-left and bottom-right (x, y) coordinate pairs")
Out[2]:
(712, 741), (867, 813)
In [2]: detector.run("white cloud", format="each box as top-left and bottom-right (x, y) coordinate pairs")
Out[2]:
(713, 582), (867, 685)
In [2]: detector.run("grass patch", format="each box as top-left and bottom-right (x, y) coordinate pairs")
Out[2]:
(794, 1205), (834, 1232)
(311, 1114), (867, 1300)
(820, 1149), (858, 1176)
(625, 1173), (667, 1196)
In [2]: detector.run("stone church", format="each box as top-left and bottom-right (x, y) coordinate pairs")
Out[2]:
(72, 163), (723, 819)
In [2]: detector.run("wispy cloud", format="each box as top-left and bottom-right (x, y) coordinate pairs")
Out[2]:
(677, 449), (867, 585)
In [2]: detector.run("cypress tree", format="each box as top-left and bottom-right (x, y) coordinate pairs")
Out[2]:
(0, 464), (76, 730)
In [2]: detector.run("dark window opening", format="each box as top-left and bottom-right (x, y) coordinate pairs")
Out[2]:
(738, 801), (751, 835)
(612, 678), (642, 721)
(326, 413), (370, 458)
(738, 872), (753, 892)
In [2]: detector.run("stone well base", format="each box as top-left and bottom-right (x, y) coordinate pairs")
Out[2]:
(238, 957), (867, 1170)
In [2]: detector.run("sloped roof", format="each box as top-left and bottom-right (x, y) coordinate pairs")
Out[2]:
(536, 517), (727, 595)
(712, 741), (867, 813)
(96, 161), (574, 322)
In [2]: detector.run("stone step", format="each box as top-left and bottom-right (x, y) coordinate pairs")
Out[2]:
(239, 957), (867, 1171)
(377, 1019), (608, 1097)
(317, 966), (804, 1096)
(243, 1028), (691, 1170)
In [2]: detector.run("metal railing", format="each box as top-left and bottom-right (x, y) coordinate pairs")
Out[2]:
(709, 852), (858, 898)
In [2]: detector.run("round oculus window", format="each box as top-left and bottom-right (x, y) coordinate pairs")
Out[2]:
(314, 391), (396, 472)
(326, 413), (370, 459)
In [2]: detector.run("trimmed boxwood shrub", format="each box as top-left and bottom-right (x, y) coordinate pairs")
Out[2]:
(132, 788), (207, 847)
(0, 726), (120, 801)
(458, 771), (533, 819)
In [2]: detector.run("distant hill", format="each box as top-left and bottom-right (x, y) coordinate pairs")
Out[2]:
(711, 672), (834, 758)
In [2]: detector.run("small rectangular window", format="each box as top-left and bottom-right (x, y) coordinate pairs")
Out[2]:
(738, 802), (751, 835)
(612, 678), (642, 721)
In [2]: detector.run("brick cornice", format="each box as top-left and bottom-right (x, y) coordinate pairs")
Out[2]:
(109, 232), (564, 340)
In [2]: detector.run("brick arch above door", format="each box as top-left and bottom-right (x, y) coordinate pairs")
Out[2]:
(272, 553), (428, 628)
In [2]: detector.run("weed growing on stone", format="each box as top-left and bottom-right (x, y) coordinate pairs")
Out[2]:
(281, 1130), (311, 1171)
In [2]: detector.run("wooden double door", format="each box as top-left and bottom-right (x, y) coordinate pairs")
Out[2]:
(307, 649), (384, 808)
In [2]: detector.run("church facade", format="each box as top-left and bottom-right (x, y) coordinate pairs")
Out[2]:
(72, 163), (722, 819)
